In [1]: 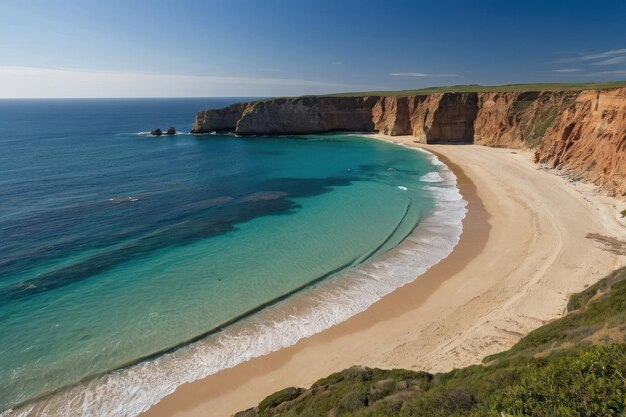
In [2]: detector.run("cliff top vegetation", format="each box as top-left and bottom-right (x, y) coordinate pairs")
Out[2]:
(319, 81), (626, 98)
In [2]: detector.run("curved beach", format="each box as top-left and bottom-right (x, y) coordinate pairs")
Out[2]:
(143, 140), (626, 417)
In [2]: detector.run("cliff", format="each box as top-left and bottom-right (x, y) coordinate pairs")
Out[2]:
(191, 87), (626, 196)
(236, 96), (378, 135)
(192, 102), (249, 132)
(370, 93), (478, 143)
(534, 88), (626, 197)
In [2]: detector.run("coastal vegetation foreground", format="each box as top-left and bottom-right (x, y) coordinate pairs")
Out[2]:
(234, 267), (626, 417)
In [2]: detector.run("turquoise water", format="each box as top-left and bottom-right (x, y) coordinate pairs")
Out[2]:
(0, 99), (458, 414)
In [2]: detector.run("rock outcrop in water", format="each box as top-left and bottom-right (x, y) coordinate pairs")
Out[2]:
(166, 126), (176, 135)
(191, 88), (626, 196)
(150, 128), (163, 136)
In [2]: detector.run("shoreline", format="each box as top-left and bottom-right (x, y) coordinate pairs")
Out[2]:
(142, 137), (625, 417)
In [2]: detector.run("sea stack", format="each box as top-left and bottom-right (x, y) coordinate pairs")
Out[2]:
(150, 128), (163, 136)
(166, 126), (176, 135)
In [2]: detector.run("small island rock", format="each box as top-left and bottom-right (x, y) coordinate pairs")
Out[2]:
(166, 126), (176, 135)
(150, 128), (163, 136)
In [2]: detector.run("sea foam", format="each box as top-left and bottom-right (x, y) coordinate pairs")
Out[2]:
(2, 147), (467, 417)
(420, 171), (444, 183)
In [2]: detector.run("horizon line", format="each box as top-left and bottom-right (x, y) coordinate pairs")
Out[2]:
(2, 79), (626, 100)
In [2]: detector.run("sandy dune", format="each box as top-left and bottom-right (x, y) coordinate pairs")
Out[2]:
(143, 140), (626, 417)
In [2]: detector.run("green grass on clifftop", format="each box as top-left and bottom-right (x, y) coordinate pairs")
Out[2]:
(238, 81), (626, 104)
(319, 81), (626, 97)
(235, 267), (626, 417)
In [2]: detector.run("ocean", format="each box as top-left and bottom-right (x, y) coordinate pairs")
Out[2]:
(0, 98), (465, 416)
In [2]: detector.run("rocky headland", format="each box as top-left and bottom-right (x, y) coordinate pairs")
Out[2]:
(192, 86), (626, 196)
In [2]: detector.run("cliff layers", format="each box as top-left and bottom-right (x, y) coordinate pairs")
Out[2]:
(193, 102), (249, 132)
(534, 88), (626, 197)
(371, 93), (478, 143)
(191, 88), (626, 196)
(236, 97), (378, 135)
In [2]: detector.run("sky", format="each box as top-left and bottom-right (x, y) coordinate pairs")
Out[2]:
(1, 0), (625, 98)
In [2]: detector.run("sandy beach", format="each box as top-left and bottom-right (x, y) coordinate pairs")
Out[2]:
(143, 138), (626, 417)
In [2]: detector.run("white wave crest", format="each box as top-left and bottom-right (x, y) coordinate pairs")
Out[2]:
(420, 172), (444, 183)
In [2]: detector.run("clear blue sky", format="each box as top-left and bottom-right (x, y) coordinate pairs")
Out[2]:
(1, 0), (625, 97)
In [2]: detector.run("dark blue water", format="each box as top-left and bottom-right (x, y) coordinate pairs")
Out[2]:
(0, 99), (445, 414)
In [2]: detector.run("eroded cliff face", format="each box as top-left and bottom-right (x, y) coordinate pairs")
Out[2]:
(473, 91), (578, 148)
(371, 93), (478, 143)
(191, 88), (626, 196)
(534, 88), (626, 196)
(192, 102), (248, 132)
(236, 96), (379, 135)
(192, 97), (378, 135)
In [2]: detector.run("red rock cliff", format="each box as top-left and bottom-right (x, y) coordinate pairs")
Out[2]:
(191, 88), (625, 196)
(371, 93), (478, 143)
(534, 88), (626, 196)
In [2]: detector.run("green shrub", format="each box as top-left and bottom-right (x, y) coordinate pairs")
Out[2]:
(493, 345), (625, 417)
(338, 389), (368, 414)
(258, 387), (304, 416)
